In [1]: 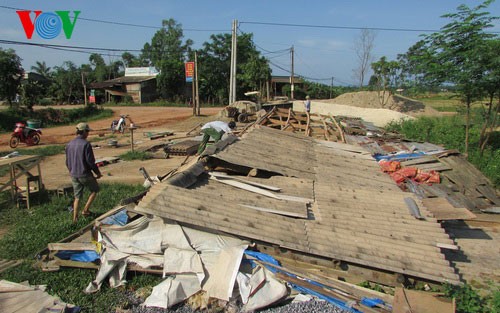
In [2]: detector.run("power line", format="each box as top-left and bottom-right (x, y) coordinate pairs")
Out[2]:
(0, 5), (229, 32)
(240, 21), (500, 34)
(0, 39), (142, 53)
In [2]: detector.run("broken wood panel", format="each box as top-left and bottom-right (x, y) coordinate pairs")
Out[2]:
(393, 288), (455, 313)
(315, 209), (449, 237)
(304, 229), (450, 268)
(310, 219), (455, 247)
(138, 186), (309, 242)
(412, 163), (452, 172)
(0, 260), (22, 274)
(305, 222), (444, 254)
(314, 140), (372, 154)
(214, 151), (315, 179)
(314, 184), (417, 204)
(48, 242), (97, 251)
(305, 236), (456, 276)
(400, 156), (438, 166)
(134, 203), (308, 253)
(422, 198), (477, 220)
(306, 241), (459, 283)
(476, 185), (500, 205)
(144, 184), (308, 226)
(226, 140), (315, 169)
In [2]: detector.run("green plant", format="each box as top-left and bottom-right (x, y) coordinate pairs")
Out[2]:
(358, 281), (386, 294)
(486, 289), (500, 313)
(385, 112), (499, 187)
(1, 145), (66, 157)
(0, 183), (145, 259)
(119, 151), (153, 161)
(444, 283), (484, 313)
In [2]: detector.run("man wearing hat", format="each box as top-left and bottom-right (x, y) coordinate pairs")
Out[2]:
(66, 122), (102, 223)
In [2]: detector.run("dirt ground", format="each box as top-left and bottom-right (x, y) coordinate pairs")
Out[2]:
(0, 106), (223, 190)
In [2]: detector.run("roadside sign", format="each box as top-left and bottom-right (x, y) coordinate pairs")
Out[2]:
(185, 62), (194, 82)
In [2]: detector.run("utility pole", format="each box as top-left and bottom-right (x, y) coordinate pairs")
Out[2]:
(290, 45), (294, 100)
(229, 19), (238, 105)
(195, 51), (200, 116)
(81, 72), (87, 106)
(330, 77), (334, 99)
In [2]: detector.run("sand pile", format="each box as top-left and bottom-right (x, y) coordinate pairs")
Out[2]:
(326, 91), (426, 113)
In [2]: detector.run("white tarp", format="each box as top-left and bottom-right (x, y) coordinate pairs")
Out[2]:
(85, 215), (249, 308)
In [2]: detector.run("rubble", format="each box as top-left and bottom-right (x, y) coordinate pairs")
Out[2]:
(34, 109), (499, 311)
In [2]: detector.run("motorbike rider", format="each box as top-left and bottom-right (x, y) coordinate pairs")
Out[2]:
(65, 122), (102, 223)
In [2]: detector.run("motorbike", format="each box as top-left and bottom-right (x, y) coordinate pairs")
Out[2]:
(110, 114), (128, 134)
(9, 122), (42, 148)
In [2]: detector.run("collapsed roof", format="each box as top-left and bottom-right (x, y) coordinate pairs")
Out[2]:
(136, 126), (461, 284)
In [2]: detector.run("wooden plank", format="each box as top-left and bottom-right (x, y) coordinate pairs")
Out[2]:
(238, 204), (307, 218)
(422, 198), (477, 220)
(48, 242), (97, 251)
(393, 288), (455, 313)
(209, 175), (311, 203)
(476, 185), (500, 205)
(208, 171), (281, 191)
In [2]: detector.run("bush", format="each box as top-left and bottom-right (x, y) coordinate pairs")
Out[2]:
(385, 113), (499, 187)
(444, 284), (484, 313)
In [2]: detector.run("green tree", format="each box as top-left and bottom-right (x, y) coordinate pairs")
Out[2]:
(197, 32), (271, 105)
(477, 38), (500, 155)
(370, 56), (401, 107)
(121, 52), (143, 69)
(31, 61), (51, 78)
(405, 0), (498, 156)
(89, 53), (108, 82)
(50, 61), (82, 104)
(0, 48), (23, 107)
(141, 18), (192, 100)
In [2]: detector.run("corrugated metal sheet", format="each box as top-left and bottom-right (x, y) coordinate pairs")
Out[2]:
(135, 127), (460, 284)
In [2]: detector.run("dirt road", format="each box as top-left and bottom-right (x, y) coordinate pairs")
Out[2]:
(0, 106), (223, 190)
(0, 106), (221, 147)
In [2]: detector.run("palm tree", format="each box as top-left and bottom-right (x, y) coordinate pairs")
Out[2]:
(31, 61), (51, 77)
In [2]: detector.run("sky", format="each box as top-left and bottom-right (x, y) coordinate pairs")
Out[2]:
(0, 0), (499, 86)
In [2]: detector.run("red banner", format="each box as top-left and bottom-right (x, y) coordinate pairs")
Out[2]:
(185, 62), (194, 82)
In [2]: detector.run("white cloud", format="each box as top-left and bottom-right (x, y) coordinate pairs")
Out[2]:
(0, 27), (24, 38)
(297, 39), (317, 47)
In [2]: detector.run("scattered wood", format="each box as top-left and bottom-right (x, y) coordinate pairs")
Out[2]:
(422, 198), (477, 220)
(393, 287), (455, 313)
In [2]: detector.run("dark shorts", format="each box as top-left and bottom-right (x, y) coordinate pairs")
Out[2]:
(71, 175), (99, 199)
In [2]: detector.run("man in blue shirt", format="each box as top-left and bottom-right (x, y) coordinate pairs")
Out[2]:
(66, 122), (102, 223)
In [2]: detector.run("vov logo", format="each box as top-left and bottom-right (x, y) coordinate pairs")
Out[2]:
(17, 11), (81, 39)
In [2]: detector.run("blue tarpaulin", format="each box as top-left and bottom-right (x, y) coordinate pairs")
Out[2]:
(373, 152), (426, 161)
(100, 209), (128, 226)
(244, 250), (365, 313)
(55, 250), (100, 262)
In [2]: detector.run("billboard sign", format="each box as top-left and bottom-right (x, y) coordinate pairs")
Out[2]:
(185, 62), (194, 82)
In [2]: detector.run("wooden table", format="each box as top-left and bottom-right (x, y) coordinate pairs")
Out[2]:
(0, 155), (43, 204)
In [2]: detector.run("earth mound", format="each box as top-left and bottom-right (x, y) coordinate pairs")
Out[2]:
(327, 91), (426, 113)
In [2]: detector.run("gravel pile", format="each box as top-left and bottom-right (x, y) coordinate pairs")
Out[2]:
(127, 295), (350, 313)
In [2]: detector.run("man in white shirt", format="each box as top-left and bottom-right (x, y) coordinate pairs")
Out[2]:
(197, 121), (236, 154)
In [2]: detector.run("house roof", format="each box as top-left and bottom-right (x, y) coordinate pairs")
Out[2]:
(89, 75), (156, 89)
(135, 126), (460, 284)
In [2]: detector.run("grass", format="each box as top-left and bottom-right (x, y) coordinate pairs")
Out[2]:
(0, 183), (157, 312)
(118, 150), (153, 161)
(413, 93), (486, 112)
(385, 111), (500, 187)
(0, 145), (66, 158)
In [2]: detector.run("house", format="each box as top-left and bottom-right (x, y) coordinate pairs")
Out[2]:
(90, 67), (159, 104)
(270, 75), (303, 97)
